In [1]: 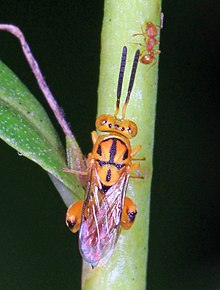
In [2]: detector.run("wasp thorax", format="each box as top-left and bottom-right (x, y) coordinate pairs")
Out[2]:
(95, 114), (137, 139)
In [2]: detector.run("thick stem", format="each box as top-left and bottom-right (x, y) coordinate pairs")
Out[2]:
(82, 0), (162, 289)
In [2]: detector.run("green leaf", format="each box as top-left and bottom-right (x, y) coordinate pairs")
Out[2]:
(0, 60), (84, 204)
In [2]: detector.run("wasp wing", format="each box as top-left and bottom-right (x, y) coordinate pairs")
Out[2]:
(79, 164), (129, 267)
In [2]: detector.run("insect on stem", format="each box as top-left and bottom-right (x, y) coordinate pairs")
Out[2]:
(65, 47), (142, 267)
(0, 24), (74, 138)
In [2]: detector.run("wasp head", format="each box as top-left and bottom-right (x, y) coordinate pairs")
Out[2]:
(96, 114), (137, 139)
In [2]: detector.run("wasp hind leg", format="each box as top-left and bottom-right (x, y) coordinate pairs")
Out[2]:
(66, 200), (84, 233)
(91, 130), (99, 145)
(131, 144), (142, 158)
(130, 144), (145, 178)
(121, 197), (137, 230)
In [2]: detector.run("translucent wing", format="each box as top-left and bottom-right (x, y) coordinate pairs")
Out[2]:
(79, 163), (129, 267)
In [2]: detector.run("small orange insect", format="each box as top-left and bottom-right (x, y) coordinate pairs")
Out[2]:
(133, 22), (161, 65)
(63, 46), (142, 267)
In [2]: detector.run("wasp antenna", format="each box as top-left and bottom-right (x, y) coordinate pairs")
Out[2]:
(122, 49), (140, 119)
(115, 46), (127, 117)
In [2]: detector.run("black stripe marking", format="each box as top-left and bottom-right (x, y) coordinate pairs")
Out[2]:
(123, 149), (128, 160)
(106, 169), (111, 182)
(115, 163), (124, 169)
(109, 138), (117, 163)
(128, 211), (137, 222)
(98, 160), (125, 169)
(101, 184), (111, 193)
(97, 145), (102, 156)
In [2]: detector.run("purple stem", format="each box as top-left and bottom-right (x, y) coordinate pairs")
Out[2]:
(0, 24), (74, 138)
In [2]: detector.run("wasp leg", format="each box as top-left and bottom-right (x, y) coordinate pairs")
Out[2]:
(130, 175), (144, 179)
(91, 130), (99, 145)
(62, 168), (88, 175)
(130, 164), (144, 178)
(130, 162), (140, 172)
(130, 145), (144, 178)
(132, 157), (145, 161)
(131, 144), (142, 157)
(121, 197), (137, 230)
(131, 145), (145, 160)
(130, 165), (144, 178)
(66, 200), (84, 233)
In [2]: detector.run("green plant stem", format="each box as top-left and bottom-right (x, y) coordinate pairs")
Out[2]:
(81, 0), (162, 289)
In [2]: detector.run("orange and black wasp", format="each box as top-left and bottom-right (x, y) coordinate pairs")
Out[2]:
(63, 46), (142, 267)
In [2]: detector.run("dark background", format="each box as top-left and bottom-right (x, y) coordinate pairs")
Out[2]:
(0, 1), (219, 289)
